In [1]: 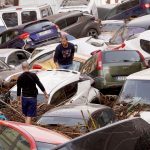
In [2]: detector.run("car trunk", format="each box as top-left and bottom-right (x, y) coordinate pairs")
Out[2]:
(103, 62), (142, 81)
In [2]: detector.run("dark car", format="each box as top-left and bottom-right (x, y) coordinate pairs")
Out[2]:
(46, 11), (101, 38)
(37, 103), (116, 132)
(0, 19), (60, 52)
(55, 118), (150, 150)
(104, 0), (150, 20)
(109, 14), (150, 46)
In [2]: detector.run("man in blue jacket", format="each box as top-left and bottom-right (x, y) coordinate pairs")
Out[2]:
(54, 36), (75, 69)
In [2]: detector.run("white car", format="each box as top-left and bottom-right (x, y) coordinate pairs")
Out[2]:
(58, 0), (98, 19)
(0, 49), (30, 67)
(29, 36), (107, 62)
(10, 70), (100, 105)
(122, 30), (150, 64)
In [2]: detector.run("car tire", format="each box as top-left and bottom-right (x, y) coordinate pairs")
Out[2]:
(86, 29), (99, 39)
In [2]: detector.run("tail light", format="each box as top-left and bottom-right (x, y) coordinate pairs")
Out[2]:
(91, 50), (102, 70)
(113, 43), (126, 50)
(32, 64), (42, 69)
(19, 32), (30, 40)
(141, 3), (150, 9)
(137, 51), (147, 66)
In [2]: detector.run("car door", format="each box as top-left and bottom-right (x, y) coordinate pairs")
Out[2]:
(64, 16), (82, 38)
(0, 125), (30, 150)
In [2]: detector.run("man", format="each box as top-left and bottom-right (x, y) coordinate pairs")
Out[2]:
(54, 36), (75, 69)
(17, 62), (48, 124)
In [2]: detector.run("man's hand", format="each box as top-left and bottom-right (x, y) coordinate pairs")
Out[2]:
(17, 96), (21, 105)
(43, 91), (49, 100)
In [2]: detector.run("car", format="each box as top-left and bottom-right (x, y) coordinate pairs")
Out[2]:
(104, 0), (150, 20)
(37, 103), (116, 132)
(29, 36), (107, 63)
(30, 49), (146, 91)
(0, 19), (60, 52)
(0, 18), (6, 33)
(119, 30), (150, 65)
(0, 49), (30, 67)
(108, 14), (150, 49)
(58, 0), (98, 19)
(10, 70), (100, 105)
(0, 120), (70, 150)
(46, 11), (101, 38)
(55, 118), (150, 150)
(99, 20), (125, 43)
(118, 68), (150, 105)
(0, 4), (53, 28)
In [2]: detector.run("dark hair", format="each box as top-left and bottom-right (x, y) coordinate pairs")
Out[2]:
(60, 35), (68, 41)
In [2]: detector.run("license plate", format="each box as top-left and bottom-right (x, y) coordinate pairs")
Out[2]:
(38, 30), (52, 36)
(116, 76), (126, 81)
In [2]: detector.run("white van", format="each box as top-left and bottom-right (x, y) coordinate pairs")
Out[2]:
(0, 17), (6, 33)
(13, 0), (63, 14)
(58, 0), (98, 19)
(0, 4), (53, 28)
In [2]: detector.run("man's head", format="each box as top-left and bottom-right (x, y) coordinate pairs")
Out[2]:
(60, 36), (68, 47)
(22, 61), (29, 71)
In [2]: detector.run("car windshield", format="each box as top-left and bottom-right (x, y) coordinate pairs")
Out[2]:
(38, 116), (85, 127)
(61, 0), (90, 6)
(36, 142), (56, 150)
(103, 51), (140, 63)
(110, 26), (145, 44)
(118, 80), (150, 105)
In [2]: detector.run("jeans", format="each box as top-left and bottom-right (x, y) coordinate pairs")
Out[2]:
(59, 64), (73, 70)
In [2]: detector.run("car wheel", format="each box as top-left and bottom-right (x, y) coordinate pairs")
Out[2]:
(87, 29), (98, 39)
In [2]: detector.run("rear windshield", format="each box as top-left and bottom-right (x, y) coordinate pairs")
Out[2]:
(118, 80), (150, 105)
(61, 0), (90, 6)
(24, 21), (52, 33)
(103, 51), (140, 63)
(140, 39), (150, 54)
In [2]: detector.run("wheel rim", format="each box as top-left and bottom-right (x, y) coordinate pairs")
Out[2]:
(87, 29), (98, 38)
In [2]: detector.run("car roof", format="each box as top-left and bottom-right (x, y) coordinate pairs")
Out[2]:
(127, 15), (150, 29)
(127, 68), (150, 80)
(46, 11), (83, 23)
(41, 103), (111, 119)
(11, 70), (80, 94)
(101, 20), (125, 25)
(0, 121), (70, 144)
(138, 30), (150, 41)
(0, 4), (49, 12)
(0, 48), (29, 57)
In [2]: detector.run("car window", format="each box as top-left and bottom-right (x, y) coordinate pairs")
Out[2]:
(51, 87), (66, 105)
(66, 17), (78, 26)
(24, 21), (52, 33)
(0, 125), (19, 149)
(72, 61), (82, 71)
(2, 12), (18, 27)
(51, 82), (78, 105)
(21, 11), (37, 24)
(140, 39), (150, 54)
(29, 51), (54, 68)
(56, 20), (67, 29)
(7, 52), (18, 66)
(14, 135), (30, 150)
(16, 51), (28, 63)
(5, 30), (19, 43)
(64, 82), (78, 99)
(118, 80), (150, 105)
(103, 51), (141, 63)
